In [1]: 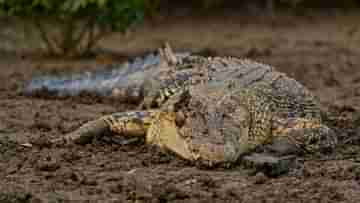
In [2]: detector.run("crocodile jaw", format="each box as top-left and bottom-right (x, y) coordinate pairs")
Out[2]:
(146, 112), (194, 161)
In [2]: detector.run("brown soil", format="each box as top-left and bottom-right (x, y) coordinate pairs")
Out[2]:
(1, 12), (360, 202)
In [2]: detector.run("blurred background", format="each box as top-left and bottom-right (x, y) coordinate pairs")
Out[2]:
(1, 0), (360, 107)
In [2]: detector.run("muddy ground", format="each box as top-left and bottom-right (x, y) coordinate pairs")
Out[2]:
(1, 12), (360, 202)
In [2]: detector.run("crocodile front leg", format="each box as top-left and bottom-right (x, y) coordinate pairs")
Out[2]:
(52, 110), (160, 145)
(270, 117), (338, 154)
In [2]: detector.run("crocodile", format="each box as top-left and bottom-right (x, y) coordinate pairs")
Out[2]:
(31, 44), (338, 167)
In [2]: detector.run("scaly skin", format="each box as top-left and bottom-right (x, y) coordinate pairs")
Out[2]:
(50, 79), (337, 166)
(28, 45), (337, 166)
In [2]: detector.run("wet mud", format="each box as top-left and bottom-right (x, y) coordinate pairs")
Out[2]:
(1, 13), (360, 202)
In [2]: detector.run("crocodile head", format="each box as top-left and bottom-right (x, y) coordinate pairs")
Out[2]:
(147, 81), (254, 166)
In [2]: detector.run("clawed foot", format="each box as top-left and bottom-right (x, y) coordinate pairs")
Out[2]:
(241, 153), (298, 177)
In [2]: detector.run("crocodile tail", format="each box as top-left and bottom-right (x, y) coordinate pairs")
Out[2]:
(22, 55), (157, 98)
(23, 50), (190, 99)
(22, 72), (114, 97)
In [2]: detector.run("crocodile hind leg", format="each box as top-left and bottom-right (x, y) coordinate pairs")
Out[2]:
(52, 110), (160, 145)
